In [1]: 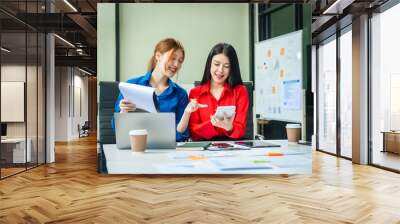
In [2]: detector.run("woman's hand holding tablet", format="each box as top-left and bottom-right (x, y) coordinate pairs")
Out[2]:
(214, 106), (236, 119)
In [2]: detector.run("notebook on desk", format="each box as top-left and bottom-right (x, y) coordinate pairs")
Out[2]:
(176, 142), (211, 151)
(234, 141), (280, 148)
(207, 142), (250, 151)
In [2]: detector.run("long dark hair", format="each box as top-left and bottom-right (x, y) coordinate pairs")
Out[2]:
(200, 43), (243, 88)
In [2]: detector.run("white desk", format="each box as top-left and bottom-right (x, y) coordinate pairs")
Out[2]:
(103, 140), (312, 174)
(1, 138), (31, 163)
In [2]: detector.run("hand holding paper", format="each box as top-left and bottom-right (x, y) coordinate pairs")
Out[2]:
(119, 99), (136, 113)
(118, 82), (159, 113)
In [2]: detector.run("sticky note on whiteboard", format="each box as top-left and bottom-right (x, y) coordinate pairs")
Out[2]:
(280, 69), (285, 78)
(280, 48), (285, 56)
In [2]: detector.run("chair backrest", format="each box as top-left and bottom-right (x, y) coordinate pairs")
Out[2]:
(243, 81), (254, 140)
(98, 81), (119, 144)
(82, 121), (90, 129)
(193, 81), (254, 140)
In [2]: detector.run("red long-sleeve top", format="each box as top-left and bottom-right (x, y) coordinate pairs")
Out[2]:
(189, 82), (249, 141)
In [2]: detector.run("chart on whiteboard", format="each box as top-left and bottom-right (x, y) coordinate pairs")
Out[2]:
(255, 30), (303, 123)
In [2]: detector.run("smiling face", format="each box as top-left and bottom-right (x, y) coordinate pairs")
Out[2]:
(156, 49), (184, 78)
(210, 53), (231, 85)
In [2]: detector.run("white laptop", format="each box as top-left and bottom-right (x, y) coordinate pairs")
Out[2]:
(114, 113), (176, 149)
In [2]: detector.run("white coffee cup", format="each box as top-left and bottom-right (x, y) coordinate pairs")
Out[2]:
(286, 124), (301, 143)
(129, 129), (147, 153)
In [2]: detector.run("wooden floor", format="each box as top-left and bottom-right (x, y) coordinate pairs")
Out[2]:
(1, 163), (45, 178)
(1, 167), (26, 178)
(1, 134), (400, 223)
(373, 150), (400, 171)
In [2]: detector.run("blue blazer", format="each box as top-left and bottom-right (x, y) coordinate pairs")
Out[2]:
(113, 71), (189, 142)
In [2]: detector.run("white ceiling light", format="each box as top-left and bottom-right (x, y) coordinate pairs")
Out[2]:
(63, 0), (78, 12)
(78, 67), (92, 76)
(1, 47), (11, 53)
(76, 48), (85, 55)
(323, 0), (354, 15)
(54, 34), (75, 48)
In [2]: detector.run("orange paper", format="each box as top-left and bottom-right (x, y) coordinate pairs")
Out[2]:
(188, 155), (207, 160)
(266, 152), (284, 156)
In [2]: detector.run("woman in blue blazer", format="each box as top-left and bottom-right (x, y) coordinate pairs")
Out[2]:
(114, 38), (189, 141)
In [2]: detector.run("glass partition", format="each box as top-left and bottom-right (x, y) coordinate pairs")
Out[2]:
(317, 36), (337, 155)
(1, 30), (28, 177)
(339, 28), (352, 158)
(38, 32), (46, 165)
(27, 31), (38, 169)
(371, 3), (400, 171)
(0, 2), (46, 178)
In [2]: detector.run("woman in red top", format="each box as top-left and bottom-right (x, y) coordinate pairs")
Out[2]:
(179, 43), (249, 141)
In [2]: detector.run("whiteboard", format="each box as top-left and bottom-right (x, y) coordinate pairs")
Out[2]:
(255, 30), (304, 123)
(1, 82), (25, 122)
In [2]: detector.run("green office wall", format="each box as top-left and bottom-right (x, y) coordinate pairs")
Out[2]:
(97, 4), (116, 82)
(270, 5), (296, 38)
(268, 4), (311, 89)
(118, 3), (250, 84)
(302, 5), (312, 90)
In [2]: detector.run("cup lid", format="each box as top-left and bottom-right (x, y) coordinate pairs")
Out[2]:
(286, 123), (301, 128)
(129, 129), (147, 135)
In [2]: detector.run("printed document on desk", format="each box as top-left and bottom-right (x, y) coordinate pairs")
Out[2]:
(154, 161), (219, 173)
(119, 82), (159, 113)
(210, 157), (278, 171)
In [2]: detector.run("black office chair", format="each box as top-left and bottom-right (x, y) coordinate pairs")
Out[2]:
(99, 81), (119, 144)
(98, 81), (120, 173)
(193, 81), (254, 140)
(78, 121), (90, 138)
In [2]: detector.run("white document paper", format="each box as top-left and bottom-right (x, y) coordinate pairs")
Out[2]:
(167, 151), (236, 160)
(210, 157), (278, 171)
(118, 82), (159, 113)
(154, 161), (219, 173)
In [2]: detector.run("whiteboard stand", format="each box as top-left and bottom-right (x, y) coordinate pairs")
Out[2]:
(257, 118), (270, 138)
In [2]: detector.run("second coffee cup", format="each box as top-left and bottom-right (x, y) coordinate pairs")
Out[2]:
(286, 123), (301, 143)
(129, 129), (147, 153)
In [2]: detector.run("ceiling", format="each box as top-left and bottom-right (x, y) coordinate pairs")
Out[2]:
(1, 0), (98, 74)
